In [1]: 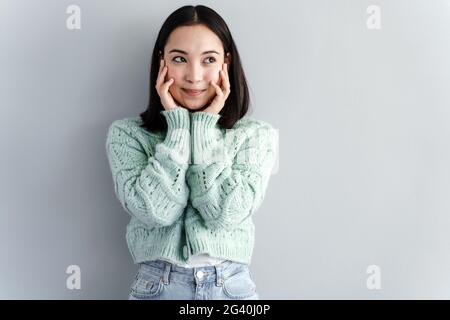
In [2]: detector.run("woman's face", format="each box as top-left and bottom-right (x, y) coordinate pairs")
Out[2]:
(162, 24), (230, 111)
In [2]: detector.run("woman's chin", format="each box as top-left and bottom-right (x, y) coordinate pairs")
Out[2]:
(184, 103), (208, 111)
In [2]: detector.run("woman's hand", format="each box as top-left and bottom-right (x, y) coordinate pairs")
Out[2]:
(202, 63), (231, 115)
(155, 59), (178, 111)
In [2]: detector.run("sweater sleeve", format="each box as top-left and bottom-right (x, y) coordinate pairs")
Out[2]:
(186, 112), (278, 230)
(105, 107), (191, 229)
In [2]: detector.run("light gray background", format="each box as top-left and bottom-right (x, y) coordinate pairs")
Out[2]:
(1, 0), (449, 299)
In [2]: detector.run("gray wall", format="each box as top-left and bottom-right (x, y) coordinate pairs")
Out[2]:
(1, 0), (449, 299)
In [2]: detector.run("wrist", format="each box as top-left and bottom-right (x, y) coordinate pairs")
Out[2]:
(191, 112), (224, 164)
(160, 107), (190, 152)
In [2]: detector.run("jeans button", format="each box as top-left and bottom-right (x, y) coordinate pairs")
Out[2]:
(196, 270), (204, 279)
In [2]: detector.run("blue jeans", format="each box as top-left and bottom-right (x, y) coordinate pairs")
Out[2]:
(128, 259), (259, 300)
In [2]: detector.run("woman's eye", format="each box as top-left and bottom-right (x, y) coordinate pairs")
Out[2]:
(204, 57), (216, 64)
(172, 56), (216, 64)
(173, 56), (186, 63)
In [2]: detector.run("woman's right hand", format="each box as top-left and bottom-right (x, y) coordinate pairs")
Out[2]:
(155, 59), (178, 111)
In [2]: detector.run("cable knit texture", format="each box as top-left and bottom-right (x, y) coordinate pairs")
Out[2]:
(105, 107), (277, 265)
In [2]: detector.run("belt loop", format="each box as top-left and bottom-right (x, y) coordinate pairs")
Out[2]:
(162, 261), (171, 285)
(214, 263), (224, 287)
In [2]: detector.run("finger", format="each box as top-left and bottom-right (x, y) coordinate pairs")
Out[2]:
(223, 63), (228, 78)
(162, 78), (174, 92)
(156, 66), (168, 89)
(224, 64), (231, 93)
(156, 60), (164, 83)
(220, 70), (230, 93)
(211, 80), (223, 96)
(223, 63), (229, 79)
(156, 64), (163, 88)
(218, 67), (225, 88)
(220, 67), (231, 98)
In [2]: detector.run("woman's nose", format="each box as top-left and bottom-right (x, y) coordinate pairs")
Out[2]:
(185, 63), (203, 83)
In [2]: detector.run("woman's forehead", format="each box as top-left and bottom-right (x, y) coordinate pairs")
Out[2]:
(165, 25), (223, 55)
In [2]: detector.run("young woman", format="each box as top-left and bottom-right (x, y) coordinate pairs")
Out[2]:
(105, 5), (277, 300)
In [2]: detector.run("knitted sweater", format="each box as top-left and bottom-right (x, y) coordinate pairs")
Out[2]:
(105, 107), (277, 265)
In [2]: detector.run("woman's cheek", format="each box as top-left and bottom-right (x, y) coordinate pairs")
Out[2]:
(209, 70), (221, 84)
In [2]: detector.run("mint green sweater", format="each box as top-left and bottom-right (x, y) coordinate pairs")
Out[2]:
(105, 107), (277, 265)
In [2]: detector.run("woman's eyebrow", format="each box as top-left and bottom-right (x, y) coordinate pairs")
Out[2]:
(168, 49), (220, 55)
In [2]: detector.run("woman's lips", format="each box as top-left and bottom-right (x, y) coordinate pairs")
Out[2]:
(182, 88), (206, 97)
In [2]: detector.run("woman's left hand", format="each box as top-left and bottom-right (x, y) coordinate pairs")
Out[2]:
(202, 63), (230, 115)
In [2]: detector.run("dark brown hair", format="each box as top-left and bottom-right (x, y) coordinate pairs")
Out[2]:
(139, 5), (250, 133)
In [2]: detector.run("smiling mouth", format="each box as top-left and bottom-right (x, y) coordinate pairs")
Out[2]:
(182, 88), (207, 96)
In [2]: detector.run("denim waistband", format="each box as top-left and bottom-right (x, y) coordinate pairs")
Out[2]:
(138, 259), (248, 286)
